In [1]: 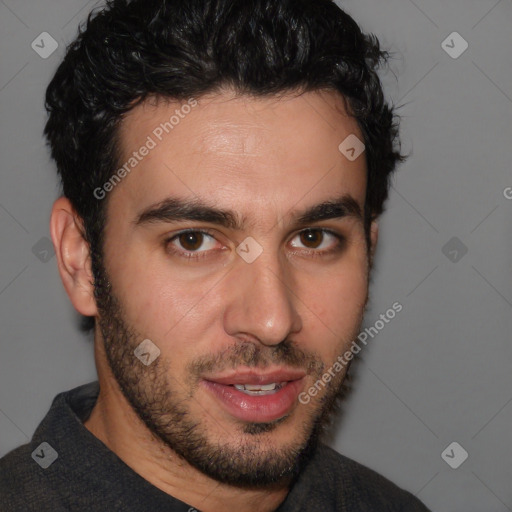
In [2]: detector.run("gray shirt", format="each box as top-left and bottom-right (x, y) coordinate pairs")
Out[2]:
(0, 382), (430, 511)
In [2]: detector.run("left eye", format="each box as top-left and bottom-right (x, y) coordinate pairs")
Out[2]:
(290, 229), (341, 251)
(168, 230), (219, 253)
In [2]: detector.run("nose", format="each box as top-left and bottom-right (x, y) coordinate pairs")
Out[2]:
(223, 252), (302, 347)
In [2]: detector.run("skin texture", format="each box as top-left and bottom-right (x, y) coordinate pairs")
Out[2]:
(50, 88), (378, 512)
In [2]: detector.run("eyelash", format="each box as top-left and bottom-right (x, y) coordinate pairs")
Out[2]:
(293, 229), (346, 258)
(164, 228), (346, 261)
(164, 228), (219, 261)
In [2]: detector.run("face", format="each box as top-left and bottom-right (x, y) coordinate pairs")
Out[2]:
(94, 88), (373, 486)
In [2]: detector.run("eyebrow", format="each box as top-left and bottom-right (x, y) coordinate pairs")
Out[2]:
(294, 195), (362, 226)
(134, 197), (245, 229)
(134, 194), (363, 230)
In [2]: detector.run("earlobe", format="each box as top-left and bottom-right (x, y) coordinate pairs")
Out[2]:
(50, 197), (98, 317)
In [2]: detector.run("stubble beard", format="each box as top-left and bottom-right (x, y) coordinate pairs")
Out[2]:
(93, 262), (359, 487)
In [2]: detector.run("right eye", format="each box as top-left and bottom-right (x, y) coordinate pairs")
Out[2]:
(165, 229), (225, 259)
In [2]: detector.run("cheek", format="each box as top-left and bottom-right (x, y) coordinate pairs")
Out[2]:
(108, 254), (224, 352)
(296, 261), (368, 357)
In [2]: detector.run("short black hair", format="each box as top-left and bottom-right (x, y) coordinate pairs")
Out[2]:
(44, 0), (405, 327)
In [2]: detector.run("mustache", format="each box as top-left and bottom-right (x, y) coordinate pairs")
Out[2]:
(187, 339), (325, 377)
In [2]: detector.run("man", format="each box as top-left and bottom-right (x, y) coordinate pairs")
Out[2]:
(0, 0), (430, 510)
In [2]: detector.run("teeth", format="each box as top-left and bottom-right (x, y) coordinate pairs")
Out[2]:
(244, 383), (277, 391)
(233, 382), (281, 394)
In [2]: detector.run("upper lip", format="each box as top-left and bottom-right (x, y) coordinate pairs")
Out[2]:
(203, 368), (306, 386)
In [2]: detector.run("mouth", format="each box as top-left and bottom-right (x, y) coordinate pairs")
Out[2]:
(201, 368), (306, 423)
(232, 382), (285, 395)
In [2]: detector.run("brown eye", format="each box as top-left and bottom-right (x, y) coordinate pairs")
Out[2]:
(166, 229), (220, 258)
(290, 228), (344, 255)
(299, 229), (323, 248)
(178, 231), (204, 251)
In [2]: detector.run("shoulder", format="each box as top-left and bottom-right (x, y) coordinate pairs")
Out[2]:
(295, 443), (430, 511)
(0, 443), (61, 511)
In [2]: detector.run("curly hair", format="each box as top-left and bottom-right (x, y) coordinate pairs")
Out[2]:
(44, 0), (405, 312)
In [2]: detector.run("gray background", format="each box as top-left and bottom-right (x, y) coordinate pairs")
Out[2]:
(1, 1), (511, 510)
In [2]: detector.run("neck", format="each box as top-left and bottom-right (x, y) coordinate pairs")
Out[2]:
(84, 360), (291, 512)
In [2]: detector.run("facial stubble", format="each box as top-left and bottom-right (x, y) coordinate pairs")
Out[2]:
(93, 263), (360, 487)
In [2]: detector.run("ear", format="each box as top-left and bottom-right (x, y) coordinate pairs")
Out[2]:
(50, 197), (98, 317)
(368, 219), (379, 270)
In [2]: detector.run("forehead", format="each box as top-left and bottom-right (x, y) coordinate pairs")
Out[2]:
(108, 89), (367, 226)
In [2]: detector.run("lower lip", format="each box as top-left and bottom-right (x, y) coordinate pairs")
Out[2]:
(202, 379), (304, 423)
